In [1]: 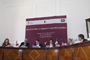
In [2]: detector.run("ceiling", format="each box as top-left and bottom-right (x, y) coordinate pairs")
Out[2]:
(0, 0), (26, 1)
(0, 0), (30, 4)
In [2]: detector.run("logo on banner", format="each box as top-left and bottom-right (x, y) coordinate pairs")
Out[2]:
(44, 20), (47, 23)
(27, 21), (33, 25)
(27, 22), (29, 25)
(61, 19), (65, 22)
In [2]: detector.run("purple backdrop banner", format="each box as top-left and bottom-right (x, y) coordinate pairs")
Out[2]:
(26, 16), (67, 47)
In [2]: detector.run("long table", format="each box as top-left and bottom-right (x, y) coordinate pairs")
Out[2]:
(0, 41), (90, 60)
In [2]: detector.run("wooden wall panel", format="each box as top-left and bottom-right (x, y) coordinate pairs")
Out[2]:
(4, 49), (22, 60)
(59, 49), (64, 60)
(47, 49), (58, 60)
(0, 41), (90, 60)
(0, 48), (3, 60)
(73, 46), (90, 60)
(23, 49), (46, 60)
(64, 48), (72, 60)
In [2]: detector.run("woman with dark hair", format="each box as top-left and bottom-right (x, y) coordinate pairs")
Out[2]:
(2, 38), (11, 47)
(44, 39), (55, 47)
(78, 34), (87, 42)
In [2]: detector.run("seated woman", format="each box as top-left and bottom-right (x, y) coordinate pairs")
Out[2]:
(2, 38), (11, 47)
(44, 39), (55, 48)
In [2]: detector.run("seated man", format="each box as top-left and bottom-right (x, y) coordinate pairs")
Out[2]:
(67, 38), (73, 45)
(34, 39), (43, 48)
(78, 34), (87, 42)
(44, 39), (55, 48)
(19, 39), (29, 48)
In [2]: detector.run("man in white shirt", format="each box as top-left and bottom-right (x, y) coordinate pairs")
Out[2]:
(34, 39), (43, 47)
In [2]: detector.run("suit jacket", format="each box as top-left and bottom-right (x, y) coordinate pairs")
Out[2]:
(83, 39), (87, 42)
(19, 42), (29, 48)
(34, 43), (43, 47)
(44, 43), (55, 47)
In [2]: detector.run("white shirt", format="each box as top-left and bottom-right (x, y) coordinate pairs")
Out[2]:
(37, 44), (39, 47)
(24, 42), (26, 46)
(80, 39), (83, 43)
(50, 44), (53, 47)
(70, 43), (72, 45)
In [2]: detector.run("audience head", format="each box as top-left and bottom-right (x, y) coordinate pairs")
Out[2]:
(67, 38), (72, 45)
(78, 34), (84, 41)
(49, 39), (53, 44)
(4, 38), (9, 43)
(36, 39), (39, 44)
(24, 38), (28, 43)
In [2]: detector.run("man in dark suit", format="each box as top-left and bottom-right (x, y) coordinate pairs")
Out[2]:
(44, 39), (55, 47)
(34, 39), (43, 48)
(78, 34), (87, 42)
(19, 39), (29, 48)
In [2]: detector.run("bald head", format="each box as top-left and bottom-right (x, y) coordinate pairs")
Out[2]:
(24, 39), (28, 43)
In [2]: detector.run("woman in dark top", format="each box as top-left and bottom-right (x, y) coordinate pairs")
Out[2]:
(2, 38), (11, 47)
(44, 39), (55, 47)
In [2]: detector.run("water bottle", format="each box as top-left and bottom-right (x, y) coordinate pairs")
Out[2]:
(62, 42), (63, 46)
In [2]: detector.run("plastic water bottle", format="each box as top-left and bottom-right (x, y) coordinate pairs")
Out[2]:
(62, 42), (63, 46)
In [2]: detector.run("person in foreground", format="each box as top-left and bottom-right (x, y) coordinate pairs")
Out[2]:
(44, 39), (55, 47)
(34, 39), (43, 48)
(2, 38), (11, 47)
(19, 39), (29, 48)
(78, 34), (87, 42)
(67, 38), (73, 45)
